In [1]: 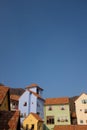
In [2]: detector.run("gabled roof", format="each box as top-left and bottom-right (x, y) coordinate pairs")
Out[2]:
(45, 97), (69, 105)
(29, 90), (45, 101)
(10, 94), (20, 101)
(0, 110), (20, 130)
(54, 125), (87, 130)
(0, 85), (9, 105)
(30, 112), (43, 122)
(75, 93), (87, 103)
(26, 83), (43, 91)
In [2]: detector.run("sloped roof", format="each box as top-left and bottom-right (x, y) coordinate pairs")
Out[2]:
(75, 93), (87, 103)
(0, 85), (9, 105)
(45, 97), (69, 105)
(54, 125), (87, 130)
(10, 94), (20, 101)
(26, 83), (43, 91)
(0, 110), (20, 130)
(10, 88), (25, 96)
(30, 112), (43, 122)
(29, 90), (45, 101)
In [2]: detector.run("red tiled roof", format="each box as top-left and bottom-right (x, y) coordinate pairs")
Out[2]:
(29, 90), (45, 101)
(0, 86), (9, 105)
(45, 97), (69, 105)
(54, 125), (87, 130)
(26, 83), (43, 90)
(30, 112), (43, 122)
(10, 94), (20, 101)
(0, 110), (20, 130)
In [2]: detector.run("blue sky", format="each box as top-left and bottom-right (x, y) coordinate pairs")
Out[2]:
(0, 0), (87, 98)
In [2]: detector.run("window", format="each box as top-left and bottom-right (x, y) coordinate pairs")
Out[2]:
(24, 113), (26, 117)
(60, 105), (65, 110)
(20, 113), (23, 118)
(47, 116), (54, 124)
(80, 109), (82, 111)
(37, 88), (39, 94)
(37, 102), (40, 107)
(48, 106), (52, 111)
(37, 112), (40, 115)
(82, 99), (87, 104)
(65, 117), (68, 122)
(84, 109), (87, 113)
(57, 118), (60, 122)
(23, 102), (27, 106)
(31, 124), (34, 129)
(80, 120), (83, 124)
(58, 116), (68, 122)
(26, 124), (28, 130)
(86, 120), (87, 123)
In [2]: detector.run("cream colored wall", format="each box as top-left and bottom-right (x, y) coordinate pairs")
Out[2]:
(0, 94), (9, 111)
(23, 114), (43, 130)
(75, 93), (87, 124)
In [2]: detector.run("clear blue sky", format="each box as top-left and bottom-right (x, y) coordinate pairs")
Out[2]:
(0, 0), (87, 98)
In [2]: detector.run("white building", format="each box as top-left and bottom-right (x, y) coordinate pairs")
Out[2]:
(75, 93), (87, 125)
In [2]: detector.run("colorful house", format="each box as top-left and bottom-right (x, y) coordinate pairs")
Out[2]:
(10, 94), (20, 111)
(0, 110), (20, 130)
(19, 83), (45, 123)
(23, 112), (43, 130)
(0, 85), (10, 111)
(44, 97), (71, 130)
(75, 93), (87, 125)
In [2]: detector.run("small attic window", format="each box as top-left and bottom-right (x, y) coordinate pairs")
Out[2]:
(82, 99), (86, 104)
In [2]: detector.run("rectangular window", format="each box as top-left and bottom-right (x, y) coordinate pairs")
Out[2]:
(58, 116), (68, 122)
(23, 102), (27, 106)
(31, 124), (34, 129)
(48, 106), (52, 111)
(57, 117), (60, 122)
(46, 116), (54, 124)
(84, 109), (87, 113)
(80, 120), (83, 124)
(60, 105), (65, 110)
(82, 99), (87, 104)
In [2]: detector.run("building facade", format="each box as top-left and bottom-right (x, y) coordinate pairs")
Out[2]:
(10, 94), (20, 111)
(19, 83), (44, 123)
(44, 97), (71, 130)
(23, 112), (43, 130)
(0, 85), (10, 111)
(75, 93), (87, 125)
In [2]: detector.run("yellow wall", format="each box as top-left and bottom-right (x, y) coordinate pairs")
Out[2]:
(23, 114), (43, 130)
(0, 93), (9, 111)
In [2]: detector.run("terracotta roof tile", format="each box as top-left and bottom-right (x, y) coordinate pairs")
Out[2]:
(29, 90), (45, 101)
(45, 97), (69, 105)
(10, 94), (20, 101)
(0, 110), (20, 130)
(54, 125), (87, 130)
(0, 86), (9, 105)
(30, 112), (43, 122)
(26, 83), (43, 90)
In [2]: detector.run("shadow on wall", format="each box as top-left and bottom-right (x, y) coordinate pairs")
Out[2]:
(43, 124), (54, 130)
